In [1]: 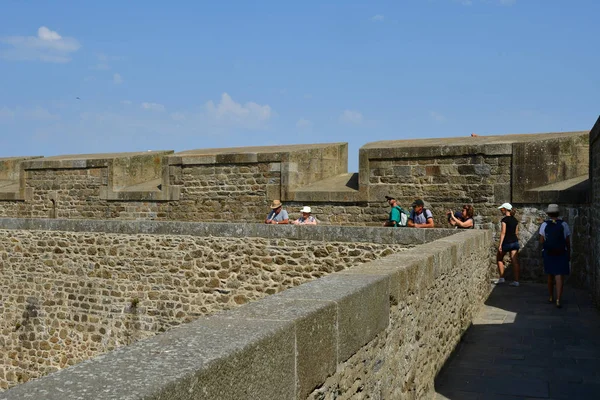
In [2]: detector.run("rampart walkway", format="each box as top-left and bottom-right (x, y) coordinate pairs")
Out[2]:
(435, 282), (600, 399)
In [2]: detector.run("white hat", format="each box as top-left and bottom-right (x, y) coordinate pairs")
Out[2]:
(546, 204), (560, 213)
(498, 203), (513, 211)
(300, 206), (312, 213)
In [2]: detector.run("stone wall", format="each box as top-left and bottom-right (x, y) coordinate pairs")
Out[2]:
(1, 228), (490, 400)
(590, 117), (600, 304)
(0, 130), (593, 288)
(0, 219), (449, 391)
(308, 230), (491, 399)
(168, 162), (280, 222)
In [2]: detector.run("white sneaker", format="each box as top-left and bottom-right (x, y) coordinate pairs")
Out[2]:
(493, 278), (505, 284)
(509, 281), (520, 287)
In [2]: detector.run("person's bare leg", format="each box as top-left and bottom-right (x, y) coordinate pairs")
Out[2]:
(556, 275), (564, 307)
(547, 275), (554, 302)
(496, 251), (505, 278)
(511, 250), (520, 282)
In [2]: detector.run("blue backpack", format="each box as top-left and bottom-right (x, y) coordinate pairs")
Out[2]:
(543, 219), (566, 256)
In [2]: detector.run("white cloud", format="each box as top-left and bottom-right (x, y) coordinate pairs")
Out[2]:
(0, 107), (16, 120)
(38, 26), (61, 41)
(0, 106), (58, 122)
(205, 93), (272, 128)
(371, 14), (385, 22)
(170, 112), (186, 121)
(429, 111), (447, 122)
(113, 73), (123, 84)
(339, 110), (363, 125)
(0, 26), (81, 63)
(23, 107), (59, 120)
(141, 102), (165, 112)
(499, 0), (516, 5)
(296, 118), (313, 130)
(121, 100), (132, 105)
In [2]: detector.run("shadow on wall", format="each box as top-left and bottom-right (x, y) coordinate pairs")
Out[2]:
(434, 282), (600, 399)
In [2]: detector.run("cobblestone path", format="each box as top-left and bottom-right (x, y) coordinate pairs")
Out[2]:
(435, 282), (600, 399)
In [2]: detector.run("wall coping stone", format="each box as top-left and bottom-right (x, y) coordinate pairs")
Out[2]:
(168, 143), (347, 166)
(590, 116), (600, 145)
(0, 218), (454, 245)
(0, 227), (490, 400)
(360, 131), (587, 158)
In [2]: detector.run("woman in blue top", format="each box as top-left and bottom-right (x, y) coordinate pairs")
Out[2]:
(495, 203), (520, 287)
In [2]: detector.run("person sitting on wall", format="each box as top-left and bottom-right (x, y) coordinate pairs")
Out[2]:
(265, 200), (289, 224)
(447, 204), (475, 229)
(292, 206), (318, 225)
(383, 195), (408, 227)
(407, 199), (434, 228)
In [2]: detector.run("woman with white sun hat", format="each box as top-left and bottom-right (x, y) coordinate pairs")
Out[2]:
(292, 206), (318, 225)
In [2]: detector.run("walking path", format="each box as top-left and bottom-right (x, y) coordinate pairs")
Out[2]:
(435, 282), (600, 399)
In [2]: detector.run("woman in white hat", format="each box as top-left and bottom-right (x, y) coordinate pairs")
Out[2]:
(495, 203), (520, 286)
(292, 206), (317, 225)
(539, 204), (571, 308)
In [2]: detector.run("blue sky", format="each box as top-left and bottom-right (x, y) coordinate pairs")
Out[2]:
(0, 0), (598, 171)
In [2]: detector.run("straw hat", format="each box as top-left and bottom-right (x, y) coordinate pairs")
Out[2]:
(270, 200), (283, 209)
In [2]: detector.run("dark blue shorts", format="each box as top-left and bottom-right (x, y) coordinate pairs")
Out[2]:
(501, 241), (520, 252)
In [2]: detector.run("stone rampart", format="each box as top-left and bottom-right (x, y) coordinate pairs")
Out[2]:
(590, 116), (600, 305)
(0, 128), (593, 287)
(0, 219), (451, 391)
(0, 223), (490, 399)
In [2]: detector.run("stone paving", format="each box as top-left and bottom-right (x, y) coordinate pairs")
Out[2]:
(435, 282), (600, 399)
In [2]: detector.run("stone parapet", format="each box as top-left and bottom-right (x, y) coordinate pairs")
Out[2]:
(0, 218), (453, 245)
(169, 142), (348, 200)
(21, 151), (177, 202)
(590, 116), (600, 305)
(0, 156), (42, 201)
(0, 227), (491, 400)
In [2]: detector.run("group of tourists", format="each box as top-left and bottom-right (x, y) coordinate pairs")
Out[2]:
(383, 195), (472, 229)
(264, 200), (317, 225)
(265, 197), (572, 308)
(493, 202), (571, 308)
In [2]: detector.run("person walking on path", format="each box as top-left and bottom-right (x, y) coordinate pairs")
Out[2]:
(495, 203), (520, 286)
(539, 204), (571, 308)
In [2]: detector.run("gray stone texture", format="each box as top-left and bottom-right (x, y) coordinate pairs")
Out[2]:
(435, 282), (600, 400)
(307, 230), (492, 400)
(0, 227), (490, 399)
(0, 221), (409, 390)
(591, 116), (600, 307)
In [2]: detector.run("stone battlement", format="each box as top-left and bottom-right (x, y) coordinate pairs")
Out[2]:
(0, 219), (489, 399)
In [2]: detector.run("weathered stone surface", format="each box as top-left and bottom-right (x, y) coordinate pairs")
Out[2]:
(307, 230), (491, 399)
(0, 228), (491, 400)
(0, 221), (409, 391)
(0, 317), (297, 400)
(590, 116), (600, 306)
